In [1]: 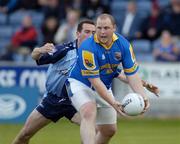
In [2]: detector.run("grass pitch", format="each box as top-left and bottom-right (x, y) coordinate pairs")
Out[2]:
(0, 118), (180, 144)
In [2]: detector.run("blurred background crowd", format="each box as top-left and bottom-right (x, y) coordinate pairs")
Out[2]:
(0, 0), (179, 63)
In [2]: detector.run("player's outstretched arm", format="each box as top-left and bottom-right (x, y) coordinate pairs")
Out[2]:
(117, 72), (160, 97)
(31, 43), (55, 60)
(88, 77), (127, 116)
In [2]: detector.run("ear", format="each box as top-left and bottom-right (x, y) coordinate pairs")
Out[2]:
(113, 24), (117, 32)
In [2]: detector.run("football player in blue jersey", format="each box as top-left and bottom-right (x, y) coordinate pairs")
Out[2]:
(67, 14), (151, 144)
(12, 19), (96, 144)
(12, 17), (159, 144)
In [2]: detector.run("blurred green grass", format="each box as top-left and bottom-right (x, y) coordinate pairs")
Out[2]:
(0, 118), (180, 144)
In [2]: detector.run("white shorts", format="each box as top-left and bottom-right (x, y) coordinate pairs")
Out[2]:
(68, 78), (117, 124)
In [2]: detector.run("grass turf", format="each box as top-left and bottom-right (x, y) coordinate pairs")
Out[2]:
(0, 118), (179, 144)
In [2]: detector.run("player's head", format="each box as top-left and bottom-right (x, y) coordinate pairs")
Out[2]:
(76, 19), (96, 47)
(96, 14), (116, 46)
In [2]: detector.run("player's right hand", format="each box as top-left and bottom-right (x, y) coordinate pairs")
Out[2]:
(40, 43), (55, 54)
(112, 101), (129, 117)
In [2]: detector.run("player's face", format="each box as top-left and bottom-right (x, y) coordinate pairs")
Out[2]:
(96, 18), (116, 46)
(77, 23), (96, 45)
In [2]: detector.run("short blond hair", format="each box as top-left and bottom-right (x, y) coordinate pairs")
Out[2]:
(96, 13), (116, 26)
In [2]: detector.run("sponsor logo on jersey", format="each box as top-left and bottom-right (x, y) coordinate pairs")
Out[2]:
(82, 50), (96, 70)
(114, 52), (121, 61)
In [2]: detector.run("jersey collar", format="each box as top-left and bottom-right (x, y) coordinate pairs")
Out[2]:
(94, 33), (118, 49)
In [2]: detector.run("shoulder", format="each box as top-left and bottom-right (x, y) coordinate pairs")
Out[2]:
(83, 36), (95, 45)
(115, 33), (130, 47)
(80, 36), (95, 51)
(114, 33), (131, 53)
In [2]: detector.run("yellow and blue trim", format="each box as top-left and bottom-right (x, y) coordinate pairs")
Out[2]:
(94, 33), (118, 49)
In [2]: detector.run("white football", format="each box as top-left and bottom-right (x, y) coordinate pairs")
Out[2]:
(121, 93), (145, 116)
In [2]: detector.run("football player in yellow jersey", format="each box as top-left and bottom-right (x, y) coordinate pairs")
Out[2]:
(68, 14), (151, 144)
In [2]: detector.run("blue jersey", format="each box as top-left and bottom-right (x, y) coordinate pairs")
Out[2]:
(37, 41), (77, 97)
(70, 33), (138, 89)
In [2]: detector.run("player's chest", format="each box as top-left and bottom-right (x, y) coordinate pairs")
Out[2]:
(95, 46), (122, 74)
(96, 45), (122, 67)
(54, 50), (77, 70)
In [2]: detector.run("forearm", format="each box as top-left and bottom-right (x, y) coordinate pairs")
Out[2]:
(127, 73), (148, 100)
(118, 74), (146, 86)
(117, 73), (128, 84)
(88, 78), (115, 106)
(118, 73), (149, 88)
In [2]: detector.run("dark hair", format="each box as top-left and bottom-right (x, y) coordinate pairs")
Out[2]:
(96, 13), (116, 25)
(77, 19), (95, 32)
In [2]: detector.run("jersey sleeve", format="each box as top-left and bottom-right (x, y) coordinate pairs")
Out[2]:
(120, 38), (139, 75)
(78, 41), (100, 78)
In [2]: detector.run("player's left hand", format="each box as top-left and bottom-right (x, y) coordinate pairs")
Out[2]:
(142, 80), (160, 97)
(145, 83), (160, 97)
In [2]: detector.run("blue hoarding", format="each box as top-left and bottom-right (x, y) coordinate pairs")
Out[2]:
(0, 87), (39, 123)
(0, 65), (48, 123)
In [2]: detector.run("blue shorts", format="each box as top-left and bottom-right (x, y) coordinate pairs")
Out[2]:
(36, 85), (77, 122)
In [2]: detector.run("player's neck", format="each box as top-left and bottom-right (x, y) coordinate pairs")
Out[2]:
(107, 39), (113, 46)
(104, 38), (113, 48)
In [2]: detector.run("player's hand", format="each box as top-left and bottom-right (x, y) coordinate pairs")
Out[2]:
(142, 80), (160, 97)
(40, 43), (55, 54)
(112, 101), (129, 117)
(141, 98), (150, 114)
(145, 82), (160, 97)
